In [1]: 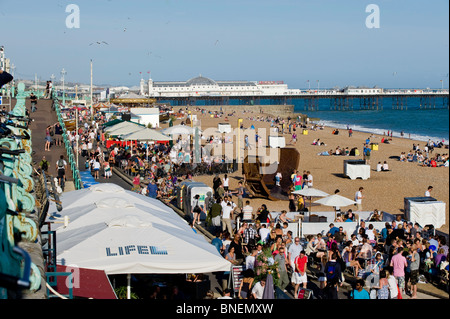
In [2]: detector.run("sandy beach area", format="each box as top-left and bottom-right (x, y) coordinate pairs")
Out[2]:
(162, 108), (449, 233)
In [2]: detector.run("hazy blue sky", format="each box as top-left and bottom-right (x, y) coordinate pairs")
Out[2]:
(0, 0), (448, 88)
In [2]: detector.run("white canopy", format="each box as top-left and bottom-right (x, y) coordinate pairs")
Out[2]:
(105, 122), (145, 136)
(120, 128), (171, 142)
(56, 215), (231, 274)
(56, 183), (169, 212)
(50, 198), (191, 233)
(50, 184), (231, 275)
(160, 124), (199, 135)
(314, 194), (356, 207)
(104, 121), (136, 132)
(292, 188), (329, 197)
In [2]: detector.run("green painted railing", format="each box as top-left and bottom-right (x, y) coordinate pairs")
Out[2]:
(46, 272), (73, 299)
(0, 82), (41, 298)
(52, 92), (84, 190)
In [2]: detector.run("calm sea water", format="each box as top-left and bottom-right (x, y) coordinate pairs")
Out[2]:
(178, 96), (449, 144)
(290, 97), (449, 144)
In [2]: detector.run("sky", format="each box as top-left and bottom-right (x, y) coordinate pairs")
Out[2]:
(0, 0), (449, 89)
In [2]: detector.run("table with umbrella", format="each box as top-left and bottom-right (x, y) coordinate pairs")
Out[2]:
(313, 194), (357, 219)
(291, 187), (329, 213)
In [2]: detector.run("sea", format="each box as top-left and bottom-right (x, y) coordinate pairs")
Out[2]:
(289, 97), (449, 145)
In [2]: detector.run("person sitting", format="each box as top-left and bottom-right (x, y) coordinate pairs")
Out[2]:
(381, 161), (389, 171)
(429, 158), (437, 167)
(376, 162), (382, 172)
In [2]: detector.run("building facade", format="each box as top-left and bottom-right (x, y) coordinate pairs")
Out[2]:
(140, 75), (294, 97)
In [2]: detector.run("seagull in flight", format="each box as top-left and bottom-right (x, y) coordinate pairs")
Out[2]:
(90, 41), (109, 46)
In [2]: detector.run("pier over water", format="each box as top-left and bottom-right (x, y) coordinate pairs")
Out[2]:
(154, 89), (449, 111)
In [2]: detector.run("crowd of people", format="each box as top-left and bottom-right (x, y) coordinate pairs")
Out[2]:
(53, 106), (448, 300)
(399, 142), (449, 167)
(208, 195), (449, 299)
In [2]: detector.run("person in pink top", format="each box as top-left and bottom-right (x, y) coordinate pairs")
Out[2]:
(390, 247), (408, 295)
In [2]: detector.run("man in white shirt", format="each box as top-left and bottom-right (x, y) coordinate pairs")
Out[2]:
(307, 171), (313, 188)
(425, 186), (433, 197)
(245, 249), (257, 270)
(288, 237), (303, 269)
(221, 202), (234, 236)
(251, 279), (266, 299)
(258, 224), (270, 244)
(355, 187), (364, 211)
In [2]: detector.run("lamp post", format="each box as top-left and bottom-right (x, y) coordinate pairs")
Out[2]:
(61, 68), (67, 106)
(10, 63), (15, 98)
(50, 74), (55, 98)
(90, 59), (93, 121)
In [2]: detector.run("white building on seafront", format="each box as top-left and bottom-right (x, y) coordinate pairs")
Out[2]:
(139, 75), (297, 97)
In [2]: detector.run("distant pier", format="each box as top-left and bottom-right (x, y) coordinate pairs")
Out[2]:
(153, 90), (449, 111)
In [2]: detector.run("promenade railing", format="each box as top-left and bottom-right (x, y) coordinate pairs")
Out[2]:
(52, 92), (84, 190)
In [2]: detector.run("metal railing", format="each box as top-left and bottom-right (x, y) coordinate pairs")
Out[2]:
(52, 92), (84, 190)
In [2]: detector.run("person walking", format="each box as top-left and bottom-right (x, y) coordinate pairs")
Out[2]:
(390, 247), (408, 296)
(192, 194), (204, 225)
(324, 252), (343, 299)
(30, 92), (38, 112)
(44, 125), (52, 151)
(409, 244), (420, 299)
(355, 187), (364, 212)
(274, 247), (290, 293)
(292, 250), (308, 298)
(56, 155), (67, 190)
(221, 201), (234, 236)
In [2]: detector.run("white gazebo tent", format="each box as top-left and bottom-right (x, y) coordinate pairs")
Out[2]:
(105, 121), (145, 137)
(47, 184), (231, 299)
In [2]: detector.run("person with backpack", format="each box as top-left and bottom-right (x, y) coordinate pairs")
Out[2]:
(324, 252), (343, 299)
(56, 155), (67, 189)
(39, 156), (49, 172)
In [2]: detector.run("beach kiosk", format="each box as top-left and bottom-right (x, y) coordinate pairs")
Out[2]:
(404, 197), (446, 229)
(177, 181), (213, 219)
(268, 135), (286, 148)
(218, 123), (232, 133)
(344, 159), (370, 180)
